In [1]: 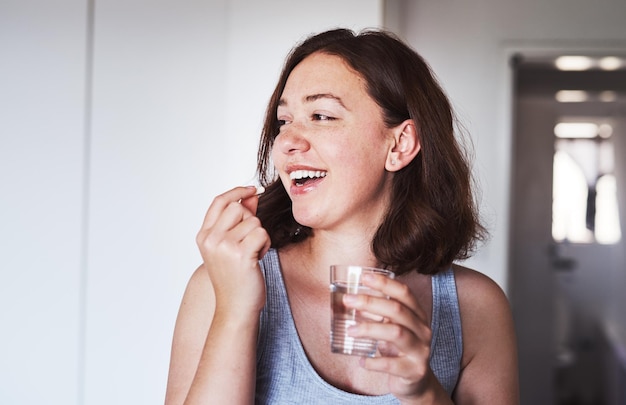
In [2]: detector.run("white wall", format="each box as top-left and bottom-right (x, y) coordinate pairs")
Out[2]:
(0, 1), (87, 404)
(0, 1), (382, 404)
(83, 1), (228, 403)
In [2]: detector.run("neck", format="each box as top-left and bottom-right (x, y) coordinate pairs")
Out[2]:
(287, 227), (381, 274)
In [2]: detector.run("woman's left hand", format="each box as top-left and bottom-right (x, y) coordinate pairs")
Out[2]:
(342, 274), (451, 404)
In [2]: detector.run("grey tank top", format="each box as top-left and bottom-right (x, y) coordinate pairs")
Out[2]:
(256, 249), (462, 404)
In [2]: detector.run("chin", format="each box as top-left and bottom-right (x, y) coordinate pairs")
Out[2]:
(291, 209), (321, 230)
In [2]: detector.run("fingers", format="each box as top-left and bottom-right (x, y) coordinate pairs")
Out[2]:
(344, 274), (428, 330)
(342, 275), (433, 381)
(206, 200), (254, 238)
(228, 215), (271, 260)
(201, 186), (258, 230)
(241, 185), (264, 214)
(241, 225), (272, 260)
(196, 186), (270, 262)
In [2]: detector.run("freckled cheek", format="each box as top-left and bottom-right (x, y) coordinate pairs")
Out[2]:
(340, 134), (385, 165)
(331, 146), (373, 182)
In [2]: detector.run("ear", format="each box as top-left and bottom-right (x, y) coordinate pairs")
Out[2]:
(385, 119), (421, 172)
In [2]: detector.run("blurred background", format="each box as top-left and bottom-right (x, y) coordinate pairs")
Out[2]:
(1, 0), (625, 404)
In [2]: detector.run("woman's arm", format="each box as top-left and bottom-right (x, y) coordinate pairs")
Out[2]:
(452, 266), (519, 404)
(165, 266), (215, 404)
(164, 186), (270, 405)
(164, 266), (261, 405)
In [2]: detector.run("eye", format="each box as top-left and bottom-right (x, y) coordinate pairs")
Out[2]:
(313, 113), (335, 121)
(277, 119), (291, 127)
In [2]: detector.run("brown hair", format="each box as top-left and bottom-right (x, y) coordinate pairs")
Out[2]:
(256, 28), (487, 275)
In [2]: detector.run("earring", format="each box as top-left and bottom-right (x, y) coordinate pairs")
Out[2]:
(390, 159), (397, 165)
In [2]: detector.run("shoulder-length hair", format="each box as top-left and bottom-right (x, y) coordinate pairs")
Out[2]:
(255, 28), (487, 275)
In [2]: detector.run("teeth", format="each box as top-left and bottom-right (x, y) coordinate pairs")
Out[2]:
(289, 170), (327, 180)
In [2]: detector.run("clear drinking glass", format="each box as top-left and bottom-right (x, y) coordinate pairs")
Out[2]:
(330, 265), (395, 357)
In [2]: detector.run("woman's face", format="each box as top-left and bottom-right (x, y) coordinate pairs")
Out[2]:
(271, 52), (395, 234)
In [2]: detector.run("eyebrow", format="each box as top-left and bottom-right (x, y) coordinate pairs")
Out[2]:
(278, 93), (349, 110)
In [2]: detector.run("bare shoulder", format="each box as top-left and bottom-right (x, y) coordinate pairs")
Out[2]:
(450, 264), (520, 404)
(451, 264), (514, 359)
(452, 264), (511, 317)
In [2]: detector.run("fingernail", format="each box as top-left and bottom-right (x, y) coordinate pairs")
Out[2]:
(255, 186), (265, 195)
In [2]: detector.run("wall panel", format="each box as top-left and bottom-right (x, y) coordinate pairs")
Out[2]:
(0, 1), (88, 404)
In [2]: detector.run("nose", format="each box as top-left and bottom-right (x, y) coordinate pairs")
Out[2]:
(274, 123), (311, 155)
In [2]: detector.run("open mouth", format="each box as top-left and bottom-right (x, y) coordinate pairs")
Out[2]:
(289, 170), (327, 187)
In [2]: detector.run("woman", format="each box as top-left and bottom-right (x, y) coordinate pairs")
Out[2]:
(165, 28), (519, 404)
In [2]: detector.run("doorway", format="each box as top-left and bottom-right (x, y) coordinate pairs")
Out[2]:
(509, 53), (626, 405)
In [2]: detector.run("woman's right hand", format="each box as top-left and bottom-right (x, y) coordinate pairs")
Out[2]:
(195, 186), (271, 315)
